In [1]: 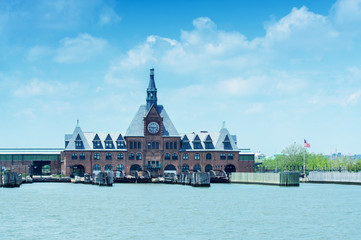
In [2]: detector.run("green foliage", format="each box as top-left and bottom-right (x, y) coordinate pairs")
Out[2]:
(258, 143), (361, 172)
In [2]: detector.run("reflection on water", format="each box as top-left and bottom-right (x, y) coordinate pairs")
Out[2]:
(0, 183), (360, 240)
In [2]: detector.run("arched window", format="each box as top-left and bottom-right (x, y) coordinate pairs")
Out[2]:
(129, 153), (135, 160)
(136, 153), (142, 160)
(193, 164), (201, 172)
(183, 153), (189, 160)
(164, 153), (170, 160)
(227, 153), (234, 160)
(182, 164), (189, 172)
(94, 153), (100, 160)
(165, 164), (176, 171)
(194, 153), (200, 160)
(205, 164), (213, 172)
(72, 153), (78, 160)
(93, 164), (101, 174)
(206, 153), (212, 160)
(172, 153), (178, 160)
(106, 153), (112, 160)
(105, 164), (113, 172)
(116, 164), (124, 171)
(117, 153), (124, 160)
(220, 153), (226, 160)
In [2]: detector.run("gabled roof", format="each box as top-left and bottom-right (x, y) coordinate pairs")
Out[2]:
(116, 134), (124, 141)
(125, 105), (179, 137)
(64, 124), (126, 151)
(105, 134), (112, 141)
(180, 127), (239, 151)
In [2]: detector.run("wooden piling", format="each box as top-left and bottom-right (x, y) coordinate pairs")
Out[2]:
(2, 172), (22, 188)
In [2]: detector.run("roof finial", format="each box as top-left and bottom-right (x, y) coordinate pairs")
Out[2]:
(222, 121), (226, 129)
(76, 119), (80, 127)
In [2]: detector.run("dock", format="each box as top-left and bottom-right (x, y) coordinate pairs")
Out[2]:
(230, 172), (299, 186)
(308, 171), (361, 185)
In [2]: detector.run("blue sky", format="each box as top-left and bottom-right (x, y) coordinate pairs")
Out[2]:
(1, 0), (361, 156)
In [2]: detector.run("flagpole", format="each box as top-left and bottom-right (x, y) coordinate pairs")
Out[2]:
(303, 147), (306, 177)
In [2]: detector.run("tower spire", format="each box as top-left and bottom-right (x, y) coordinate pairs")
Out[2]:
(146, 68), (157, 110)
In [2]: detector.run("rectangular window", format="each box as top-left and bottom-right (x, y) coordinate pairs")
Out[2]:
(72, 153), (77, 160)
(94, 153), (100, 160)
(138, 142), (141, 149)
(148, 142), (151, 149)
(227, 153), (234, 160)
(166, 142), (169, 149)
(170, 142), (173, 149)
(79, 153), (85, 160)
(156, 142), (159, 149)
(174, 142), (177, 149)
(220, 153), (226, 160)
(130, 142), (133, 149)
(152, 142), (155, 149)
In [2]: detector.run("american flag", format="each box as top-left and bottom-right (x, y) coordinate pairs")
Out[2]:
(304, 139), (310, 148)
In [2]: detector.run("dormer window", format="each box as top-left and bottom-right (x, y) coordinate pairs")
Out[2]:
(117, 141), (126, 149)
(223, 135), (232, 150)
(104, 134), (114, 149)
(204, 135), (214, 149)
(181, 135), (192, 149)
(75, 134), (84, 149)
(105, 141), (114, 149)
(192, 135), (203, 150)
(92, 134), (103, 149)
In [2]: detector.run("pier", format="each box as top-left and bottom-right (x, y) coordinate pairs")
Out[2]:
(230, 172), (299, 186)
(308, 171), (361, 185)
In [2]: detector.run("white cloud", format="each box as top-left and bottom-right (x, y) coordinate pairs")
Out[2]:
(27, 46), (52, 61)
(54, 33), (107, 63)
(98, 7), (121, 26)
(13, 78), (65, 97)
(246, 103), (264, 114)
(346, 89), (361, 104)
(331, 0), (361, 26)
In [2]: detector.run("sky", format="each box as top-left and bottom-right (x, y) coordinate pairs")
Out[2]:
(1, 0), (361, 156)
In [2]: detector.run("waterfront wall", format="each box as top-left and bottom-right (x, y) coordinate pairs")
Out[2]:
(308, 171), (361, 184)
(230, 172), (299, 186)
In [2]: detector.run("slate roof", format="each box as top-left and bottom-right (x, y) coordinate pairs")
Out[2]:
(64, 125), (126, 151)
(125, 105), (179, 137)
(180, 127), (239, 151)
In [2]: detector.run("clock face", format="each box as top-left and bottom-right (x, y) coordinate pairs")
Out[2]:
(147, 121), (160, 134)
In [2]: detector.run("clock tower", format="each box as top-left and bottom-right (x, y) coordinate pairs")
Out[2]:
(146, 68), (157, 111)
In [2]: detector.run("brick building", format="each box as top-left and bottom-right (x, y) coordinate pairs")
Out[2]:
(61, 69), (254, 177)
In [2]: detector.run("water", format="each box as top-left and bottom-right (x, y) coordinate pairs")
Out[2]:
(1, 183), (360, 240)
